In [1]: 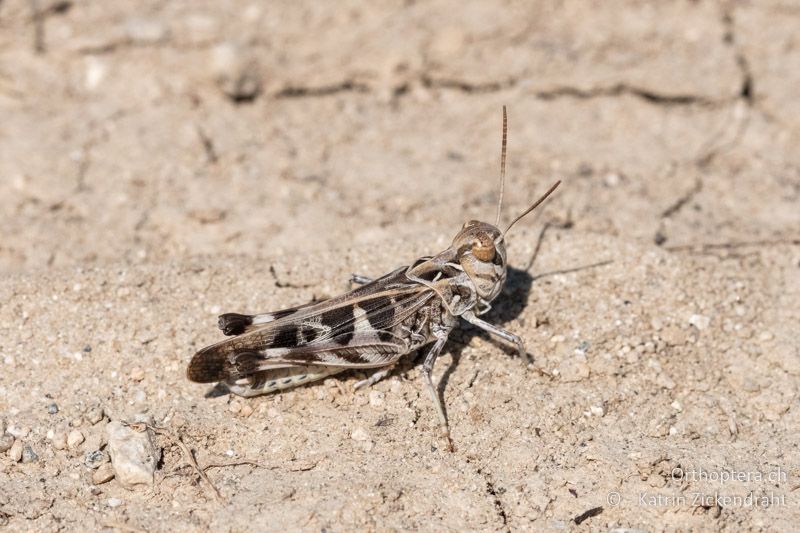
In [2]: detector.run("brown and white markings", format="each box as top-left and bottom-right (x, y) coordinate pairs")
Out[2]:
(187, 107), (560, 449)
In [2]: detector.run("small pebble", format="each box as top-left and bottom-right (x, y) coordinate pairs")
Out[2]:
(661, 326), (686, 346)
(369, 390), (385, 407)
(107, 497), (124, 508)
(590, 405), (605, 417)
(671, 401), (683, 412)
(86, 406), (104, 425)
(125, 17), (168, 44)
(67, 429), (85, 449)
(604, 172), (621, 187)
(47, 403), (59, 415)
(107, 414), (161, 487)
(180, 14), (219, 45)
(22, 446), (38, 463)
(558, 357), (590, 382)
(688, 314), (710, 330)
(210, 42), (261, 101)
(0, 433), (15, 453)
(429, 27), (466, 58)
(85, 449), (107, 469)
(92, 463), (115, 485)
(390, 380), (402, 394)
(353, 393), (369, 406)
(130, 367), (145, 381)
(239, 404), (253, 418)
(8, 426), (30, 438)
(228, 400), (242, 414)
(84, 432), (105, 453)
(351, 427), (370, 442)
(8, 440), (23, 462)
(51, 432), (67, 450)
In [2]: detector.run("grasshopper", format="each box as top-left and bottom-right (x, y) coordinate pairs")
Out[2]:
(187, 107), (560, 448)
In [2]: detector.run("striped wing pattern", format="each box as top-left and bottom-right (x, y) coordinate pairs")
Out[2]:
(187, 267), (434, 383)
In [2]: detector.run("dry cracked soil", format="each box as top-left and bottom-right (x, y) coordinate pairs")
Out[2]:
(1, 1), (799, 532)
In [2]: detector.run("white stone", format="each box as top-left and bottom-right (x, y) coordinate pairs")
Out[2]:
(93, 463), (115, 485)
(351, 427), (370, 442)
(84, 57), (107, 91)
(688, 314), (710, 330)
(369, 390), (385, 407)
(8, 439), (22, 462)
(86, 406), (104, 425)
(210, 42), (261, 101)
(125, 17), (168, 44)
(51, 432), (67, 450)
(7, 425), (30, 438)
(67, 429), (85, 449)
(0, 433), (15, 453)
(106, 415), (161, 488)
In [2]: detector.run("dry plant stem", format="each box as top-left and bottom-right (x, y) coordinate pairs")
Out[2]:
(123, 421), (224, 504)
(101, 521), (146, 533)
(202, 460), (272, 471)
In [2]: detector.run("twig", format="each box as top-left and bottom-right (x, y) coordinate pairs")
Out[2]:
(524, 216), (574, 272)
(101, 521), (146, 533)
(30, 0), (45, 53)
(202, 460), (272, 471)
(124, 421), (224, 503)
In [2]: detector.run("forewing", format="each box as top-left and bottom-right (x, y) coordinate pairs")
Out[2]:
(187, 268), (434, 383)
(217, 266), (410, 335)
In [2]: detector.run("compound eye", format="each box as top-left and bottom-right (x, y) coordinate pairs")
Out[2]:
(471, 242), (496, 262)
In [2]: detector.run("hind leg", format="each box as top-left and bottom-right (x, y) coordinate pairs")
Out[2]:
(224, 367), (345, 397)
(354, 365), (395, 389)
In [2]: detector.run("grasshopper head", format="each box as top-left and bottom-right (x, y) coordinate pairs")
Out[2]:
(453, 220), (507, 301)
(448, 107), (561, 305)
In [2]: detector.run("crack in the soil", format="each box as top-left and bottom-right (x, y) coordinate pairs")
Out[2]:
(196, 125), (218, 165)
(722, 6), (754, 105)
(420, 74), (517, 93)
(534, 84), (718, 106)
(661, 178), (703, 219)
(655, 3), (758, 246)
(275, 81), (369, 98)
(478, 469), (509, 529)
(419, 74), (722, 107)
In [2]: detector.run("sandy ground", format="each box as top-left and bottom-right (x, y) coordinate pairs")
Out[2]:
(1, 1), (799, 531)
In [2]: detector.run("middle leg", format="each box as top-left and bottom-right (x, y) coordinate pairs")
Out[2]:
(420, 332), (454, 450)
(461, 310), (525, 357)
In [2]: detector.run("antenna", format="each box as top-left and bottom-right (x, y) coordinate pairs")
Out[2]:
(495, 106), (508, 227)
(503, 180), (561, 236)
